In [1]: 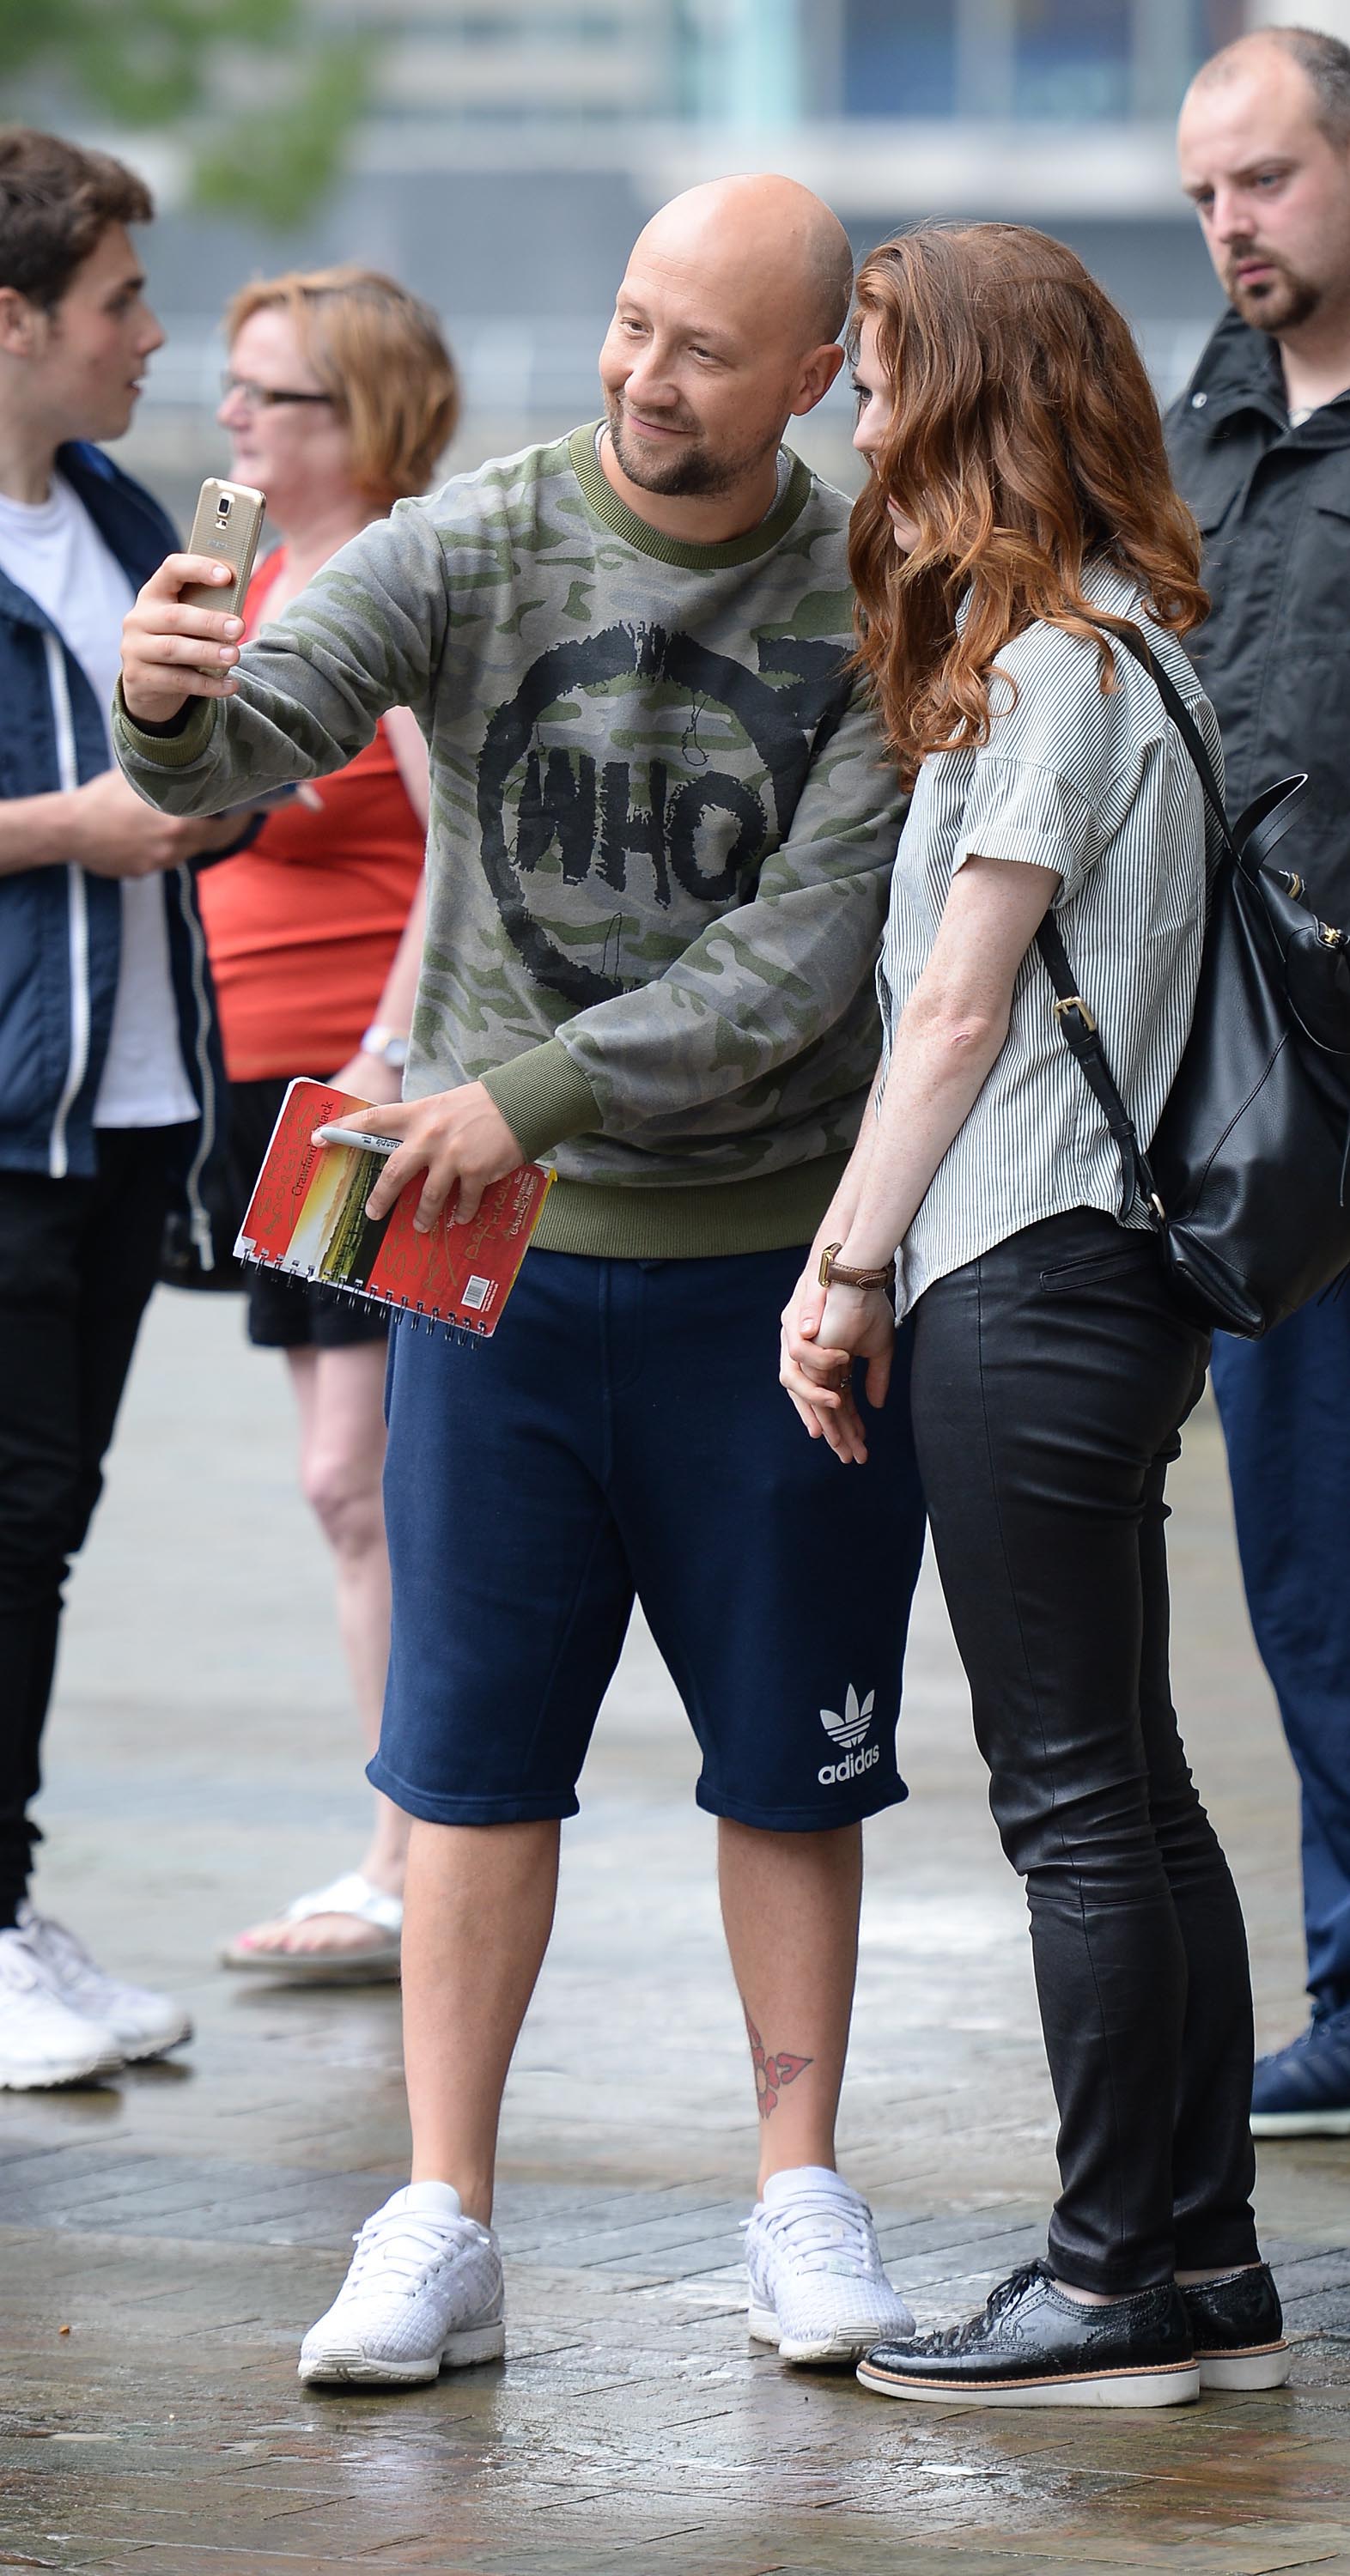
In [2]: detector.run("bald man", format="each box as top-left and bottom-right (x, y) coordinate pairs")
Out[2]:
(115, 179), (925, 2385)
(1172, 29), (1350, 2142)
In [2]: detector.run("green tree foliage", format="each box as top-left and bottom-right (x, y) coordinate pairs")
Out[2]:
(0, 0), (374, 229)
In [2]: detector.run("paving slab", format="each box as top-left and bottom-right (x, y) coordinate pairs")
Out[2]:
(0, 1290), (1345, 2571)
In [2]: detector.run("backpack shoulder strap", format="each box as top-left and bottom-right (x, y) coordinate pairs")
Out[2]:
(1031, 612), (1183, 1219)
(1097, 618), (1240, 865)
(1033, 911), (1162, 1221)
(1104, 616), (1309, 881)
(1031, 607), (1232, 1222)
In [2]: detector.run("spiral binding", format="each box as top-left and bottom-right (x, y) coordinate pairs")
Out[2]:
(238, 1250), (485, 1347)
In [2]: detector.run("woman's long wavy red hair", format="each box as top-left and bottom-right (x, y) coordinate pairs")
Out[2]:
(848, 224), (1207, 787)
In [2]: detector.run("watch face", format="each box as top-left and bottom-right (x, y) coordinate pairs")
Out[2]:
(364, 1028), (409, 1067)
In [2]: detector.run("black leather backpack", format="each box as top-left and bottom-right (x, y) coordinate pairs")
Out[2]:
(1037, 620), (1350, 1339)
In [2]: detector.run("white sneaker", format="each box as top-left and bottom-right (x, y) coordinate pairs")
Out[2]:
(745, 2166), (916, 2365)
(299, 2181), (505, 2387)
(17, 1905), (192, 2063)
(0, 1927), (124, 2089)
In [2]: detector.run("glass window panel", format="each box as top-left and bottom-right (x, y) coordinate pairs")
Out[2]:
(1195, 0), (1246, 49)
(1013, 0), (1131, 120)
(842, 0), (956, 116)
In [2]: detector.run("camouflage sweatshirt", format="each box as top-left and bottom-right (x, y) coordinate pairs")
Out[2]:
(114, 425), (905, 1259)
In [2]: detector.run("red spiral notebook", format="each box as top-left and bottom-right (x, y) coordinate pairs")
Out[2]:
(234, 1078), (552, 1336)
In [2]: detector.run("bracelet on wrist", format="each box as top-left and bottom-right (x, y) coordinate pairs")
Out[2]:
(818, 1241), (897, 1293)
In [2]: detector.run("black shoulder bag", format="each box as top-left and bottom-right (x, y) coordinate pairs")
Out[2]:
(1037, 620), (1350, 1339)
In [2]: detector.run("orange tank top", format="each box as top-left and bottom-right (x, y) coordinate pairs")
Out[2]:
(199, 548), (425, 1083)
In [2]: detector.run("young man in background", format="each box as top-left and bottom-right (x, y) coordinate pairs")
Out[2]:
(0, 129), (240, 2088)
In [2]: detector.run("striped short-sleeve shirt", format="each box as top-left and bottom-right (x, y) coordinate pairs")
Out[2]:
(878, 557), (1222, 1315)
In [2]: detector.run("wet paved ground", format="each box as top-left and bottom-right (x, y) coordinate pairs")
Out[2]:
(1, 1289), (1347, 2574)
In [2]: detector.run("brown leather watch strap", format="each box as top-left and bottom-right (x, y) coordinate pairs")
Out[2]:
(818, 1241), (897, 1292)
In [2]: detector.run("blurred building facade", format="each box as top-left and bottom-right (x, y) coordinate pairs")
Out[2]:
(118, 0), (1323, 511)
(349, 2), (1243, 126)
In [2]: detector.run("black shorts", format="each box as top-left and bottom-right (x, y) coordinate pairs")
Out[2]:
(228, 1076), (390, 1352)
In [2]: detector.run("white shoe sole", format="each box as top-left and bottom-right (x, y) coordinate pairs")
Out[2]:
(1198, 2344), (1292, 2391)
(116, 2020), (193, 2064)
(0, 2045), (124, 2090)
(1250, 2106), (1350, 2136)
(855, 2356), (1201, 2409)
(299, 2318), (505, 2386)
(748, 2301), (908, 2366)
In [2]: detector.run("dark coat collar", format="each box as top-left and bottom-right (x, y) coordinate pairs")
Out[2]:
(1182, 305), (1350, 447)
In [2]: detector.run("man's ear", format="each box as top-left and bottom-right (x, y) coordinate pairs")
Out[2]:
(789, 340), (847, 419)
(0, 286), (46, 361)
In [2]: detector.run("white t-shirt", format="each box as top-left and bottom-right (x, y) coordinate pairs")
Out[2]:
(0, 471), (196, 1127)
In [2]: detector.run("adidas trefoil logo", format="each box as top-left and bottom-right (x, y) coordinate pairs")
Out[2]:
(822, 1684), (873, 1750)
(818, 1684), (879, 1785)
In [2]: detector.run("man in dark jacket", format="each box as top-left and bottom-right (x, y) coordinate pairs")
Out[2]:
(0, 129), (240, 2089)
(1171, 24), (1350, 2136)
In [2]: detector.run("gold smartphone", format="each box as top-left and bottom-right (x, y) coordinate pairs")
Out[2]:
(180, 477), (266, 623)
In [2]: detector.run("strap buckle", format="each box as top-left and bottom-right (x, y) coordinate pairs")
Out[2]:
(818, 1240), (897, 1293)
(1053, 993), (1098, 1036)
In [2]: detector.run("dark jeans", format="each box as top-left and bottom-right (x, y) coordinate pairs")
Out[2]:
(909, 1208), (1260, 2295)
(1211, 1304), (1350, 2020)
(0, 1127), (181, 1928)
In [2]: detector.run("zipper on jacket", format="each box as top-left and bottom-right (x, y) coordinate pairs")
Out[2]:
(174, 867), (218, 1268)
(44, 631), (89, 1181)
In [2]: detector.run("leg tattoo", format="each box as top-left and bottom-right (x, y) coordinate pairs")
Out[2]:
(745, 2009), (813, 2121)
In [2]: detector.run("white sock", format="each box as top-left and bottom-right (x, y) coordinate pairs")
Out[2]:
(386, 2179), (464, 2221)
(760, 2164), (860, 2209)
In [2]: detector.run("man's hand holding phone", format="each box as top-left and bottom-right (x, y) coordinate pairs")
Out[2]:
(120, 555), (245, 726)
(121, 476), (265, 727)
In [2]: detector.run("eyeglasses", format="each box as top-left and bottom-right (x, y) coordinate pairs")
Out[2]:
(219, 374), (336, 412)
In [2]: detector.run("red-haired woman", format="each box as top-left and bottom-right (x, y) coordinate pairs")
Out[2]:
(781, 224), (1284, 2408)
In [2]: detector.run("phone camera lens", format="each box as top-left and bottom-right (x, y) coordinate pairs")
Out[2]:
(217, 495), (232, 518)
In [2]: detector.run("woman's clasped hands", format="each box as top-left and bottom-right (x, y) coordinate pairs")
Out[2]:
(779, 1263), (896, 1466)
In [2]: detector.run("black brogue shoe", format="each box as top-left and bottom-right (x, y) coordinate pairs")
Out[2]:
(1179, 2264), (1290, 2390)
(856, 2261), (1200, 2409)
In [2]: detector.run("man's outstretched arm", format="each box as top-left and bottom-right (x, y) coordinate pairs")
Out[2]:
(113, 503), (449, 817)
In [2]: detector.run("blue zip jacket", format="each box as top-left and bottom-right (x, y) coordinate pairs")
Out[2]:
(0, 440), (227, 1250)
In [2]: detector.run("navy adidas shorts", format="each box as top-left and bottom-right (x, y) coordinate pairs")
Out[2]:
(371, 1244), (927, 1833)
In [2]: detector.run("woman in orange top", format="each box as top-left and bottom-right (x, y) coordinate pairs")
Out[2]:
(203, 266), (458, 1980)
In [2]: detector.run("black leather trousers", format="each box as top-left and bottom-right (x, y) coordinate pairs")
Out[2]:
(909, 1208), (1260, 2294)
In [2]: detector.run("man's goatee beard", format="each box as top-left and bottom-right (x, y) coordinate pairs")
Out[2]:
(1229, 263), (1323, 337)
(606, 408), (738, 498)
(605, 404), (780, 501)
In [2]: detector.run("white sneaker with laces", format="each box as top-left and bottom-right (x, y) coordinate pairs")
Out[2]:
(299, 2181), (505, 2386)
(745, 2166), (916, 2365)
(17, 1905), (192, 2063)
(0, 1926), (124, 2089)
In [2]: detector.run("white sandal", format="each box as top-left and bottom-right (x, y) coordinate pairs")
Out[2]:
(219, 1872), (404, 1983)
